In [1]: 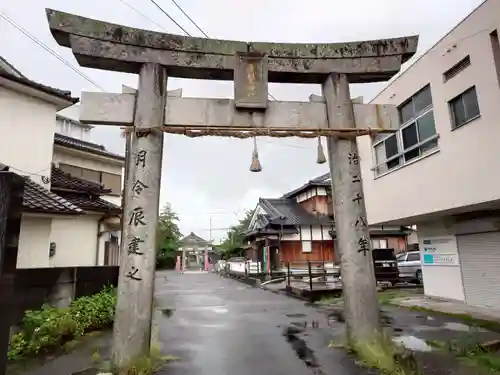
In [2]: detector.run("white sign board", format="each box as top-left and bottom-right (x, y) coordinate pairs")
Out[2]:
(421, 236), (459, 266)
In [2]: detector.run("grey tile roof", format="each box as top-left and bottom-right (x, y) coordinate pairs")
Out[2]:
(180, 232), (211, 245)
(282, 173), (331, 199)
(51, 165), (110, 194)
(54, 133), (125, 162)
(23, 179), (84, 215)
(259, 198), (333, 226)
(59, 193), (121, 214)
(0, 56), (78, 103)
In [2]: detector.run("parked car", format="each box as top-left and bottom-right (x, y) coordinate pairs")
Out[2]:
(397, 251), (422, 284)
(372, 248), (399, 285)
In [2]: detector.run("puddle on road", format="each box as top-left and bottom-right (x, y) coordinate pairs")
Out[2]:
(327, 311), (345, 323)
(411, 321), (484, 333)
(72, 368), (101, 375)
(443, 322), (481, 332)
(287, 313), (307, 318)
(393, 335), (433, 352)
(161, 308), (175, 318)
(282, 326), (324, 374)
(211, 307), (228, 314)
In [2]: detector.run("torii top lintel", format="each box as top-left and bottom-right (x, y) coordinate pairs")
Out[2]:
(46, 9), (418, 84)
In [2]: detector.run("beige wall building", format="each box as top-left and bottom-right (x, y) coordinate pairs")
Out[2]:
(1, 56), (123, 269)
(357, 0), (500, 308)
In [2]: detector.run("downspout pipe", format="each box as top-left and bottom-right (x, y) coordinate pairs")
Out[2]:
(95, 216), (106, 266)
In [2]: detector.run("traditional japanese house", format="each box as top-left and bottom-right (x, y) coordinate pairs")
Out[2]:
(244, 173), (412, 269)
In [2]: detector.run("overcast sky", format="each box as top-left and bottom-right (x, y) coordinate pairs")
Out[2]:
(1, 0), (483, 241)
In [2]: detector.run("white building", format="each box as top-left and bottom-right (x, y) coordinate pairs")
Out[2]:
(0, 56), (123, 268)
(53, 113), (124, 207)
(357, 0), (500, 308)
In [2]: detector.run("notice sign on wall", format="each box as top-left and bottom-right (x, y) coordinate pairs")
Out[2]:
(421, 236), (459, 266)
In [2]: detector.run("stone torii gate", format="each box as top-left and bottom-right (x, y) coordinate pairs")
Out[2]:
(45, 9), (418, 368)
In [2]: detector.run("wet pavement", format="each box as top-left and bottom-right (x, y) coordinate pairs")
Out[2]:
(154, 270), (373, 375)
(10, 271), (500, 375)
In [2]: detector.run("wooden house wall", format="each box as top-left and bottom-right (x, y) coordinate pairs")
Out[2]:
(298, 195), (332, 216)
(279, 240), (336, 263)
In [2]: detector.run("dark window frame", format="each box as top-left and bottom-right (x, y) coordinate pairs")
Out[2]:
(373, 84), (438, 176)
(449, 86), (481, 130)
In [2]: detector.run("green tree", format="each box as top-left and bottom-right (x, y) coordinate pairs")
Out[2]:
(219, 209), (255, 259)
(156, 203), (182, 269)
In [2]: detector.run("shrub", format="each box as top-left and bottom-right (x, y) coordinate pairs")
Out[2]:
(8, 285), (116, 361)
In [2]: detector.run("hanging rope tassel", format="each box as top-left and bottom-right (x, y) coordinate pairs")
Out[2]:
(249, 136), (262, 172)
(316, 136), (327, 164)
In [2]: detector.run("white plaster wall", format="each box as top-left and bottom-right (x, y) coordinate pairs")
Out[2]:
(357, 0), (500, 225)
(49, 215), (101, 267)
(282, 226), (333, 241)
(55, 119), (91, 141)
(52, 148), (123, 176)
(407, 231), (419, 245)
(418, 219), (465, 301)
(17, 216), (52, 268)
(296, 187), (328, 203)
(0, 87), (56, 189)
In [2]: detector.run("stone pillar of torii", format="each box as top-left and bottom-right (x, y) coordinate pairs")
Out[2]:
(45, 8), (418, 368)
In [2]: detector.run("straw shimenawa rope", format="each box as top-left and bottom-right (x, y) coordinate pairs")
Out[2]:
(316, 136), (327, 164)
(120, 126), (391, 139)
(249, 136), (262, 172)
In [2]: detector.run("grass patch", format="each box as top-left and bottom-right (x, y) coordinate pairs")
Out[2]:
(317, 289), (422, 307)
(317, 295), (343, 306)
(378, 289), (421, 306)
(427, 338), (500, 374)
(328, 330), (419, 375)
(405, 306), (500, 333)
(462, 349), (500, 374)
(99, 327), (180, 375)
(350, 330), (419, 375)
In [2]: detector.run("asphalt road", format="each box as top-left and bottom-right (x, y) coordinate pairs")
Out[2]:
(154, 271), (374, 375)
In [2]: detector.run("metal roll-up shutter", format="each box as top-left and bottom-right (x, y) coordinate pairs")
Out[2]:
(457, 232), (500, 309)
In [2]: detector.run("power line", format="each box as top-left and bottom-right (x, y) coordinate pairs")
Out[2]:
(149, 0), (192, 36)
(116, 0), (170, 32)
(169, 0), (208, 38)
(150, 0), (279, 101)
(3, 8), (311, 151)
(0, 12), (106, 92)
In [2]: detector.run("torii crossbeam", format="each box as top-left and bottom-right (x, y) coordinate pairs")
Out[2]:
(45, 8), (418, 369)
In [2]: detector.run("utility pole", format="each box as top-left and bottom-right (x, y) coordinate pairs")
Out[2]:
(323, 73), (380, 343)
(206, 217), (212, 271)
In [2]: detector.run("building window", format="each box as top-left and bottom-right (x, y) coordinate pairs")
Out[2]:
(82, 168), (101, 183)
(371, 239), (388, 249)
(373, 85), (438, 176)
(449, 86), (480, 129)
(302, 240), (312, 253)
(101, 172), (122, 196)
